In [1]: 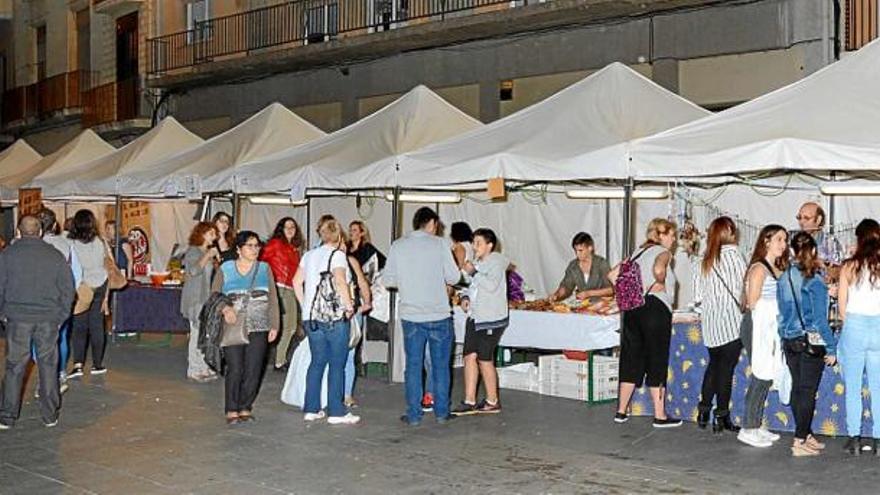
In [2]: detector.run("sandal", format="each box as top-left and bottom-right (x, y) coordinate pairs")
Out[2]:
(238, 411), (254, 422)
(806, 434), (826, 450)
(791, 439), (820, 457)
(225, 413), (240, 425)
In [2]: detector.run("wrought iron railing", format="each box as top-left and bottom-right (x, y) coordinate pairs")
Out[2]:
(148, 0), (519, 75)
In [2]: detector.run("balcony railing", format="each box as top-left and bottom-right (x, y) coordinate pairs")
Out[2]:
(148, 0), (518, 75)
(2, 70), (97, 125)
(845, 0), (878, 51)
(81, 77), (142, 128)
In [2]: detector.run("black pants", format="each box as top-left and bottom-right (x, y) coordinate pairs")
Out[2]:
(784, 346), (825, 439)
(620, 296), (672, 387)
(0, 320), (61, 425)
(699, 339), (743, 416)
(224, 332), (269, 413)
(72, 283), (108, 368)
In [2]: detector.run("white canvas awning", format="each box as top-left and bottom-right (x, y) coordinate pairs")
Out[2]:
(629, 38), (880, 179)
(18, 130), (115, 195)
(387, 63), (709, 188)
(31, 117), (204, 199)
(113, 103), (326, 197)
(211, 85), (482, 194)
(0, 140), (42, 201)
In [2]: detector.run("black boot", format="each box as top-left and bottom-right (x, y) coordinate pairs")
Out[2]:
(844, 436), (861, 456)
(712, 412), (740, 433)
(697, 410), (710, 429)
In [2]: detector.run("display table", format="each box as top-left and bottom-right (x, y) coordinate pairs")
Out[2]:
(114, 283), (189, 334)
(453, 308), (619, 351)
(630, 318), (873, 436)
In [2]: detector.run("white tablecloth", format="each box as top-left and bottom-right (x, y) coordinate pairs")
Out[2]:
(453, 308), (620, 351)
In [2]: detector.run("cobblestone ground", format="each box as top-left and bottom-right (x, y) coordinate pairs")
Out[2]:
(1, 334), (879, 494)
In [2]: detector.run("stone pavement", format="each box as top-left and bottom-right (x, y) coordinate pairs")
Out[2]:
(1, 334), (879, 495)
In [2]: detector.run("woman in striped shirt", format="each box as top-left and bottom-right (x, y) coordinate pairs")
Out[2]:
(693, 217), (746, 433)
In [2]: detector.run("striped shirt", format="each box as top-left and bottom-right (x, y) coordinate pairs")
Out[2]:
(693, 245), (746, 348)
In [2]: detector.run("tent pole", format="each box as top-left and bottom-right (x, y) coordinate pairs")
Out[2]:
(387, 186), (402, 383)
(111, 195), (122, 334)
(232, 192), (241, 231)
(305, 197), (311, 248)
(622, 178), (634, 258)
(828, 171), (836, 234)
(604, 198), (611, 260)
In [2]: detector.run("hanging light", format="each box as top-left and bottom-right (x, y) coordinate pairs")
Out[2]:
(820, 184), (880, 196)
(565, 188), (668, 199)
(384, 192), (462, 203)
(248, 196), (308, 206)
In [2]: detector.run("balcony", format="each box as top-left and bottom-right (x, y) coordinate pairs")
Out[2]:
(845, 0), (878, 51)
(94, 0), (145, 16)
(81, 78), (151, 139)
(2, 71), (96, 128)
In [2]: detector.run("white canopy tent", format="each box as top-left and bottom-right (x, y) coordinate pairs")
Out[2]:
(7, 130), (114, 198)
(629, 37), (880, 179)
(111, 102), (326, 197)
(30, 117), (204, 199)
(364, 63), (710, 188)
(0, 140), (42, 202)
(209, 85), (482, 194)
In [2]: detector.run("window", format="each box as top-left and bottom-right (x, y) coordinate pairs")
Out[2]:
(186, 0), (211, 44)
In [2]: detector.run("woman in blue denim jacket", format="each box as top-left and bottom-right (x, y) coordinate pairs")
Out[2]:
(777, 232), (837, 457)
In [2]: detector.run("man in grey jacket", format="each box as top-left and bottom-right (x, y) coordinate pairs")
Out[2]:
(0, 216), (76, 429)
(385, 207), (460, 425)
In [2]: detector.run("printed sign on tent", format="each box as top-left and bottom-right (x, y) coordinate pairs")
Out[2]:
(18, 188), (42, 216)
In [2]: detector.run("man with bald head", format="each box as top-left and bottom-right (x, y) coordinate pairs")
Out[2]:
(0, 215), (75, 430)
(797, 201), (842, 265)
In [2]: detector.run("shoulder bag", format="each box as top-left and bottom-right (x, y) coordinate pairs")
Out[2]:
(103, 241), (128, 290)
(220, 264), (263, 347)
(310, 249), (347, 323)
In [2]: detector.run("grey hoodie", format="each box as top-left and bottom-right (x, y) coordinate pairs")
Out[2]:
(463, 252), (509, 330)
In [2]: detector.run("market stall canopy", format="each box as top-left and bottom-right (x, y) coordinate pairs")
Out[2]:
(31, 117), (204, 199)
(387, 63), (709, 187)
(114, 103), (326, 197)
(0, 140), (42, 201)
(212, 85), (482, 194)
(14, 130), (115, 195)
(629, 37), (880, 179)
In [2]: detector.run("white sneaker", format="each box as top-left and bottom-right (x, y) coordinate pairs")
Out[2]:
(0, 422), (10, 430)
(303, 411), (326, 422)
(327, 413), (361, 425)
(738, 429), (772, 448)
(758, 427), (780, 442)
(60, 382), (69, 395)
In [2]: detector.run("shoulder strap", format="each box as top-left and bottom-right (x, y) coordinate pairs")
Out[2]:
(758, 259), (778, 280)
(787, 270), (807, 331)
(630, 246), (650, 263)
(711, 265), (742, 311)
(247, 262), (260, 291)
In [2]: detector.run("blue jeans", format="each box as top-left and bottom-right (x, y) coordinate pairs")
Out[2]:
(839, 313), (880, 437)
(345, 348), (356, 398)
(304, 319), (350, 417)
(403, 318), (453, 422)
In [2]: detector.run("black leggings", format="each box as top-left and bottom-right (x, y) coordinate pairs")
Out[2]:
(73, 283), (108, 368)
(619, 296), (672, 388)
(699, 339), (743, 416)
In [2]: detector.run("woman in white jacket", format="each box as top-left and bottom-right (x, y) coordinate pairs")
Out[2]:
(452, 228), (509, 416)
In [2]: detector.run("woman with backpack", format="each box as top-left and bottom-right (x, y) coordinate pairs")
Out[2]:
(693, 217), (746, 433)
(293, 216), (360, 425)
(777, 231), (837, 456)
(737, 224), (788, 448)
(611, 218), (682, 428)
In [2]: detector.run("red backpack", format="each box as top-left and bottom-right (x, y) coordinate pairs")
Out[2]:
(614, 248), (649, 311)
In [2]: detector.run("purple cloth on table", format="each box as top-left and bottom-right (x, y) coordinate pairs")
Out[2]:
(114, 284), (189, 333)
(507, 271), (525, 302)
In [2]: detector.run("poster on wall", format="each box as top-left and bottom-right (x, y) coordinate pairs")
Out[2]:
(106, 201), (153, 276)
(18, 188), (42, 217)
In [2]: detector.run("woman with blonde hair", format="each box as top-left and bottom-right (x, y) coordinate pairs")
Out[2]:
(293, 216), (359, 425)
(693, 217), (746, 432)
(611, 218), (681, 428)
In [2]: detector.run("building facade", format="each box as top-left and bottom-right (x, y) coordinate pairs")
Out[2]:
(0, 0), (877, 153)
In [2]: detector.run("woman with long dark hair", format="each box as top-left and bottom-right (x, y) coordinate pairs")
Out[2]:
(737, 224), (788, 448)
(838, 219), (880, 455)
(778, 232), (837, 456)
(260, 217), (304, 370)
(693, 217), (746, 432)
(68, 210), (111, 378)
(212, 212), (236, 263)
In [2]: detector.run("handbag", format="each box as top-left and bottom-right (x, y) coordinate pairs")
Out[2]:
(73, 284), (95, 315)
(220, 264), (261, 347)
(349, 315), (362, 349)
(104, 242), (127, 290)
(786, 270), (827, 358)
(310, 249), (346, 323)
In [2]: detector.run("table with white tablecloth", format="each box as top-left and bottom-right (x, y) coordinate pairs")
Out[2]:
(452, 308), (620, 351)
